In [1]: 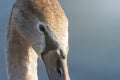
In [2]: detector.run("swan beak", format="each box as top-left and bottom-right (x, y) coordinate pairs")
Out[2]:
(41, 50), (70, 80)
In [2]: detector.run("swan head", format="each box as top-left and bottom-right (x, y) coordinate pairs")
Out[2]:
(13, 7), (70, 79)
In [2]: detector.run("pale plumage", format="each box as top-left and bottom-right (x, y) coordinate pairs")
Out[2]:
(6, 0), (70, 80)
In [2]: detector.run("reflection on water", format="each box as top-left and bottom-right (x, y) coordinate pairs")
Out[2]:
(0, 0), (120, 80)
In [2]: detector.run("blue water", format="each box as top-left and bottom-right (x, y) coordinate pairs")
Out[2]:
(1, 0), (120, 80)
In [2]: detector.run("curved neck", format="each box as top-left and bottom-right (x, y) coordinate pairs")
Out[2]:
(6, 29), (38, 80)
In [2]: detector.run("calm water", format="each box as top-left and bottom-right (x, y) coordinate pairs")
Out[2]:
(0, 0), (120, 80)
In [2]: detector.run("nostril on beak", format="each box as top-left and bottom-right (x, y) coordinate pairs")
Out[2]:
(57, 67), (63, 76)
(56, 59), (63, 76)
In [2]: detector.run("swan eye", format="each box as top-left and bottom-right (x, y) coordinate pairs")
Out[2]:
(39, 24), (45, 32)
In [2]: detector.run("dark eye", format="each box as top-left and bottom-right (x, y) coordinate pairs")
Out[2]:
(39, 24), (45, 32)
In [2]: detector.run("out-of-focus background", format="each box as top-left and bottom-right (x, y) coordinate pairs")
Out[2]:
(0, 0), (120, 80)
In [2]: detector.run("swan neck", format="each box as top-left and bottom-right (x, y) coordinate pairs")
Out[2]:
(6, 29), (38, 80)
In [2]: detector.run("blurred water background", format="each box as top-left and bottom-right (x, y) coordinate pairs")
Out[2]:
(0, 0), (120, 80)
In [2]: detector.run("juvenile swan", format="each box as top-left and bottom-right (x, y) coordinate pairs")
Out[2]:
(6, 0), (70, 80)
